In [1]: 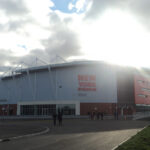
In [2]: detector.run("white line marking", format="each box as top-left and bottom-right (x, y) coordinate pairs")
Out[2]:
(0, 127), (50, 142)
(111, 126), (148, 150)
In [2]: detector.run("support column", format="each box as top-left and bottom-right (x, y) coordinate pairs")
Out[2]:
(76, 101), (80, 115)
(17, 104), (20, 115)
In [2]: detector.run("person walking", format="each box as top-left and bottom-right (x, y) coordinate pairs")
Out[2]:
(87, 112), (91, 120)
(52, 112), (57, 126)
(114, 110), (118, 120)
(97, 112), (100, 120)
(116, 111), (118, 120)
(90, 112), (93, 120)
(58, 110), (63, 126)
(93, 111), (96, 120)
(100, 112), (104, 120)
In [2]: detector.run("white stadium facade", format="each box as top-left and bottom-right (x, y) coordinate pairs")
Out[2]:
(0, 60), (150, 116)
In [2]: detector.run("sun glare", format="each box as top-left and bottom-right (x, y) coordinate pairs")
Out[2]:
(79, 9), (150, 67)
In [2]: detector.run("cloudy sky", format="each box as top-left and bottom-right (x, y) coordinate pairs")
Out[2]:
(1, 0), (150, 73)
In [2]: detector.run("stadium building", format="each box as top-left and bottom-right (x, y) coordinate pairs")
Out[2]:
(0, 61), (149, 116)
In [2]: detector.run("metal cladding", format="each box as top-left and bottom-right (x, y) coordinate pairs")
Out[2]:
(0, 61), (118, 104)
(0, 60), (150, 116)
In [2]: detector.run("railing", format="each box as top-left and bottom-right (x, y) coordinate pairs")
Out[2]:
(0, 115), (88, 120)
(133, 111), (150, 120)
(0, 114), (134, 120)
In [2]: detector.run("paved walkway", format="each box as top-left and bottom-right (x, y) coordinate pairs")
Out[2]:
(0, 119), (149, 150)
(0, 120), (48, 139)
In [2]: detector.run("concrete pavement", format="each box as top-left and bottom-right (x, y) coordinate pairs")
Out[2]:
(0, 120), (49, 139)
(0, 119), (149, 150)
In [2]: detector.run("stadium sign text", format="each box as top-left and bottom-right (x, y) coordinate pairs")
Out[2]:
(78, 75), (96, 91)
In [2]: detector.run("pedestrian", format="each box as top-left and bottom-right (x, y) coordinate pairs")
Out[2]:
(114, 111), (116, 120)
(97, 112), (100, 120)
(58, 110), (63, 126)
(116, 111), (118, 120)
(114, 110), (118, 120)
(90, 112), (93, 120)
(93, 111), (96, 120)
(100, 112), (104, 120)
(87, 112), (90, 120)
(52, 112), (57, 126)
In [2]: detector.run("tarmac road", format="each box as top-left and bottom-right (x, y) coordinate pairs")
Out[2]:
(0, 119), (149, 150)
(0, 120), (48, 139)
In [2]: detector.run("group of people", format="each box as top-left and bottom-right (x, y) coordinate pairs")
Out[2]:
(52, 110), (63, 126)
(88, 112), (104, 120)
(114, 110), (119, 120)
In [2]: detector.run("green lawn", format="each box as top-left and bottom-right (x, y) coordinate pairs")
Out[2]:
(116, 125), (150, 150)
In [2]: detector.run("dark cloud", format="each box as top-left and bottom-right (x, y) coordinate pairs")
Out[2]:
(0, 10), (82, 72)
(85, 0), (150, 28)
(49, 12), (61, 24)
(17, 13), (82, 65)
(0, 0), (34, 32)
(7, 20), (28, 31)
(43, 28), (81, 59)
(42, 12), (82, 60)
(19, 49), (51, 65)
(0, 50), (16, 65)
(0, 0), (28, 16)
(128, 0), (150, 18)
(0, 49), (19, 73)
(0, 1), (83, 73)
(0, 19), (32, 32)
(7, 17), (35, 32)
(0, 49), (48, 73)
(127, 0), (150, 28)
(85, 0), (121, 19)
(21, 27), (82, 65)
(63, 17), (73, 24)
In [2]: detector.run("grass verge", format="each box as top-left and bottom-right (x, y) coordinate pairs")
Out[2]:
(116, 125), (150, 150)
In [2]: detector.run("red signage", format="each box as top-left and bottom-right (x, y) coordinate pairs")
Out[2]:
(134, 75), (150, 105)
(78, 75), (96, 91)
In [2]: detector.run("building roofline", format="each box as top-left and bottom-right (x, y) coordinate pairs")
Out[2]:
(15, 60), (108, 73)
(1, 60), (150, 80)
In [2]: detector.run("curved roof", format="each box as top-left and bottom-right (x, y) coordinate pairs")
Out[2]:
(16, 60), (108, 73)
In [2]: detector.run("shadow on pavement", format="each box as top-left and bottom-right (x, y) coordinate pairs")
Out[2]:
(49, 119), (150, 135)
(0, 120), (47, 139)
(0, 119), (149, 138)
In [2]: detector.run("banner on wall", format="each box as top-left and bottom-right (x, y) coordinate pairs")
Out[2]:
(78, 75), (96, 91)
(134, 75), (150, 105)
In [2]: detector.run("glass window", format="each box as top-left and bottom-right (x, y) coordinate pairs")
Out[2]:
(138, 94), (148, 98)
(56, 104), (75, 115)
(142, 88), (150, 92)
(20, 104), (56, 116)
